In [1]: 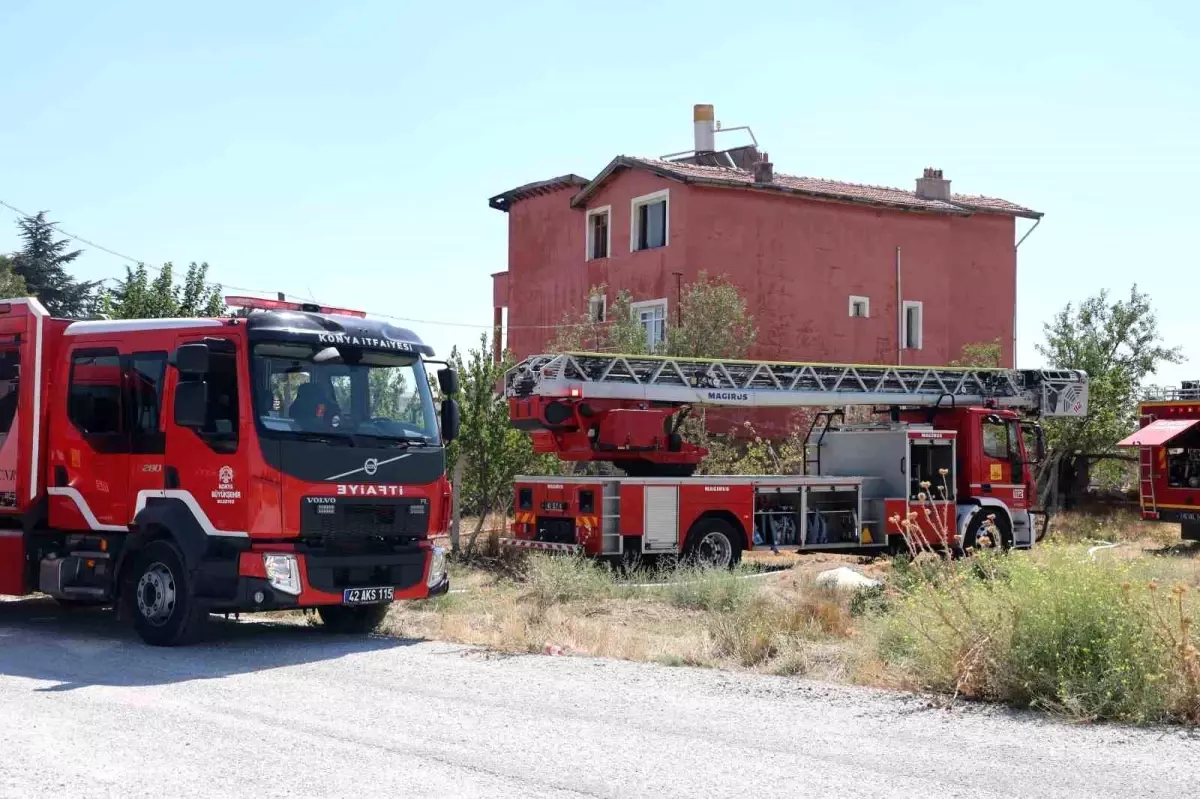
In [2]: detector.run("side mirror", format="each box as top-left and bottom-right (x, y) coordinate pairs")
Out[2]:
(174, 380), (208, 428)
(437, 367), (459, 396)
(440, 398), (460, 442)
(171, 343), (210, 375)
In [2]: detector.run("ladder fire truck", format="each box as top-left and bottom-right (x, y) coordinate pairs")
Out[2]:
(0, 295), (459, 645)
(1117, 381), (1200, 541)
(503, 352), (1088, 566)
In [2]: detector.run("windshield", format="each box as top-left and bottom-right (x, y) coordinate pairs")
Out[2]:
(251, 341), (439, 443)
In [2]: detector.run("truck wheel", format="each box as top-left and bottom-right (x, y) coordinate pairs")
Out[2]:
(962, 511), (1012, 552)
(683, 518), (743, 569)
(317, 603), (390, 634)
(129, 540), (207, 646)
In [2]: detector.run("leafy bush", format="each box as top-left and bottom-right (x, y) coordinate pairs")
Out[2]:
(874, 548), (1200, 723)
(663, 566), (756, 612)
(518, 554), (617, 609)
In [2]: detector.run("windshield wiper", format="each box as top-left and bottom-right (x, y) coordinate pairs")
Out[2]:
(289, 431), (355, 447)
(352, 433), (436, 448)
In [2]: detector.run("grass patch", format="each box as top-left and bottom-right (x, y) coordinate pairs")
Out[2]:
(375, 518), (1200, 726)
(871, 546), (1200, 723)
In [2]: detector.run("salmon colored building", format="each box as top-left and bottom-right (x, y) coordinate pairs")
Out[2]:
(489, 105), (1042, 371)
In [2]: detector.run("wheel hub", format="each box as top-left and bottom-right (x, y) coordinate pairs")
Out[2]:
(136, 562), (177, 626)
(697, 532), (732, 567)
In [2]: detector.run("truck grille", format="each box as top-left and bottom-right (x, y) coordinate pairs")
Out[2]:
(300, 498), (429, 539)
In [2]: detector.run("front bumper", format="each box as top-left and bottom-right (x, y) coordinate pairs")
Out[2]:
(204, 546), (448, 612)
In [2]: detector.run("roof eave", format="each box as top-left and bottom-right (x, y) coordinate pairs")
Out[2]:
(489, 174), (589, 213)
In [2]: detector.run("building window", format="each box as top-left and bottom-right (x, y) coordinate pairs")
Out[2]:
(631, 299), (667, 351)
(588, 294), (607, 323)
(903, 301), (923, 350)
(585, 206), (610, 261)
(849, 296), (869, 318)
(630, 190), (669, 251)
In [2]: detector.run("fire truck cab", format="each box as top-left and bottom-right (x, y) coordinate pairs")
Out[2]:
(0, 296), (460, 645)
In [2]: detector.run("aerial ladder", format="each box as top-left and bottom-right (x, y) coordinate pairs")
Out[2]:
(504, 353), (1088, 563)
(508, 352), (1088, 475)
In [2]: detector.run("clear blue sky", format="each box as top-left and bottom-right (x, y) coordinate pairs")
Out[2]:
(1, 0), (1196, 382)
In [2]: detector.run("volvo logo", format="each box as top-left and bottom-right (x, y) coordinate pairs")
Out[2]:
(325, 453), (410, 481)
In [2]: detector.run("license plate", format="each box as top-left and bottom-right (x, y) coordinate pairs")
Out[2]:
(343, 586), (394, 605)
(542, 501), (566, 511)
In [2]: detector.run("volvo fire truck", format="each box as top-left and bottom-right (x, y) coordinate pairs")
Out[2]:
(0, 296), (459, 645)
(1117, 382), (1200, 541)
(503, 352), (1088, 566)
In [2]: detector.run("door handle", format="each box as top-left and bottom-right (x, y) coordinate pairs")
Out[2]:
(165, 466), (180, 489)
(54, 466), (67, 487)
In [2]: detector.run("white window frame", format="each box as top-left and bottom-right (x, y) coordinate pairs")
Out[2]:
(630, 189), (670, 252)
(902, 300), (923, 350)
(849, 295), (870, 318)
(630, 298), (668, 350)
(588, 293), (607, 323)
(585, 205), (611, 261)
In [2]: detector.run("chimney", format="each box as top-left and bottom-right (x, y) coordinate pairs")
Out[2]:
(693, 104), (715, 153)
(753, 152), (773, 184)
(915, 167), (951, 201)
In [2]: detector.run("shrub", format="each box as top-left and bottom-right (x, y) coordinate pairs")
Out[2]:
(519, 554), (617, 609)
(873, 547), (1200, 723)
(663, 566), (756, 612)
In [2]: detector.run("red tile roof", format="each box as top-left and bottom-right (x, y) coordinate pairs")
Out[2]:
(567, 156), (1041, 219)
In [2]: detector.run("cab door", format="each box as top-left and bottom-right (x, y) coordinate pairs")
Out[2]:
(979, 415), (1028, 507)
(161, 336), (248, 536)
(51, 346), (129, 530)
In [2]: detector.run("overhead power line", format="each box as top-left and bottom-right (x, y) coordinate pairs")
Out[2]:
(0, 198), (601, 332)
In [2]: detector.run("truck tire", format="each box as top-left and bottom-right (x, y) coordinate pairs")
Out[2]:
(683, 518), (743, 569)
(962, 510), (1012, 552)
(318, 603), (390, 634)
(129, 539), (207, 646)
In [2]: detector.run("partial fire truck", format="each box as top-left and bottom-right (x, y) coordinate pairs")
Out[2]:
(503, 352), (1088, 566)
(1117, 382), (1200, 541)
(0, 295), (459, 645)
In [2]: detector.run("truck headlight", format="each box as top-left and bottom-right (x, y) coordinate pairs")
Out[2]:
(427, 546), (447, 588)
(263, 553), (302, 596)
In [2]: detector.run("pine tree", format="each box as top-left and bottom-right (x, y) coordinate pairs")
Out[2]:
(10, 212), (98, 317)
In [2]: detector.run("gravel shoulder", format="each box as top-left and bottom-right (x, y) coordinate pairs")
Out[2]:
(0, 597), (1197, 798)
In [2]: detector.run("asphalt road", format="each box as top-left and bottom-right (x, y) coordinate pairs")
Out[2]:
(1, 598), (1197, 798)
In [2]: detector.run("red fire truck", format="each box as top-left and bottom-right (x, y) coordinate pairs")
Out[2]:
(1116, 382), (1200, 541)
(503, 352), (1088, 566)
(0, 295), (459, 645)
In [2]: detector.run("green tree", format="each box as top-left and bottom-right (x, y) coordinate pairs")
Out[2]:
(666, 271), (757, 358)
(1036, 285), (1182, 507)
(102, 261), (225, 319)
(548, 284), (646, 354)
(549, 272), (757, 359)
(0, 255), (28, 298)
(950, 339), (1003, 368)
(447, 333), (558, 553)
(10, 211), (97, 317)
